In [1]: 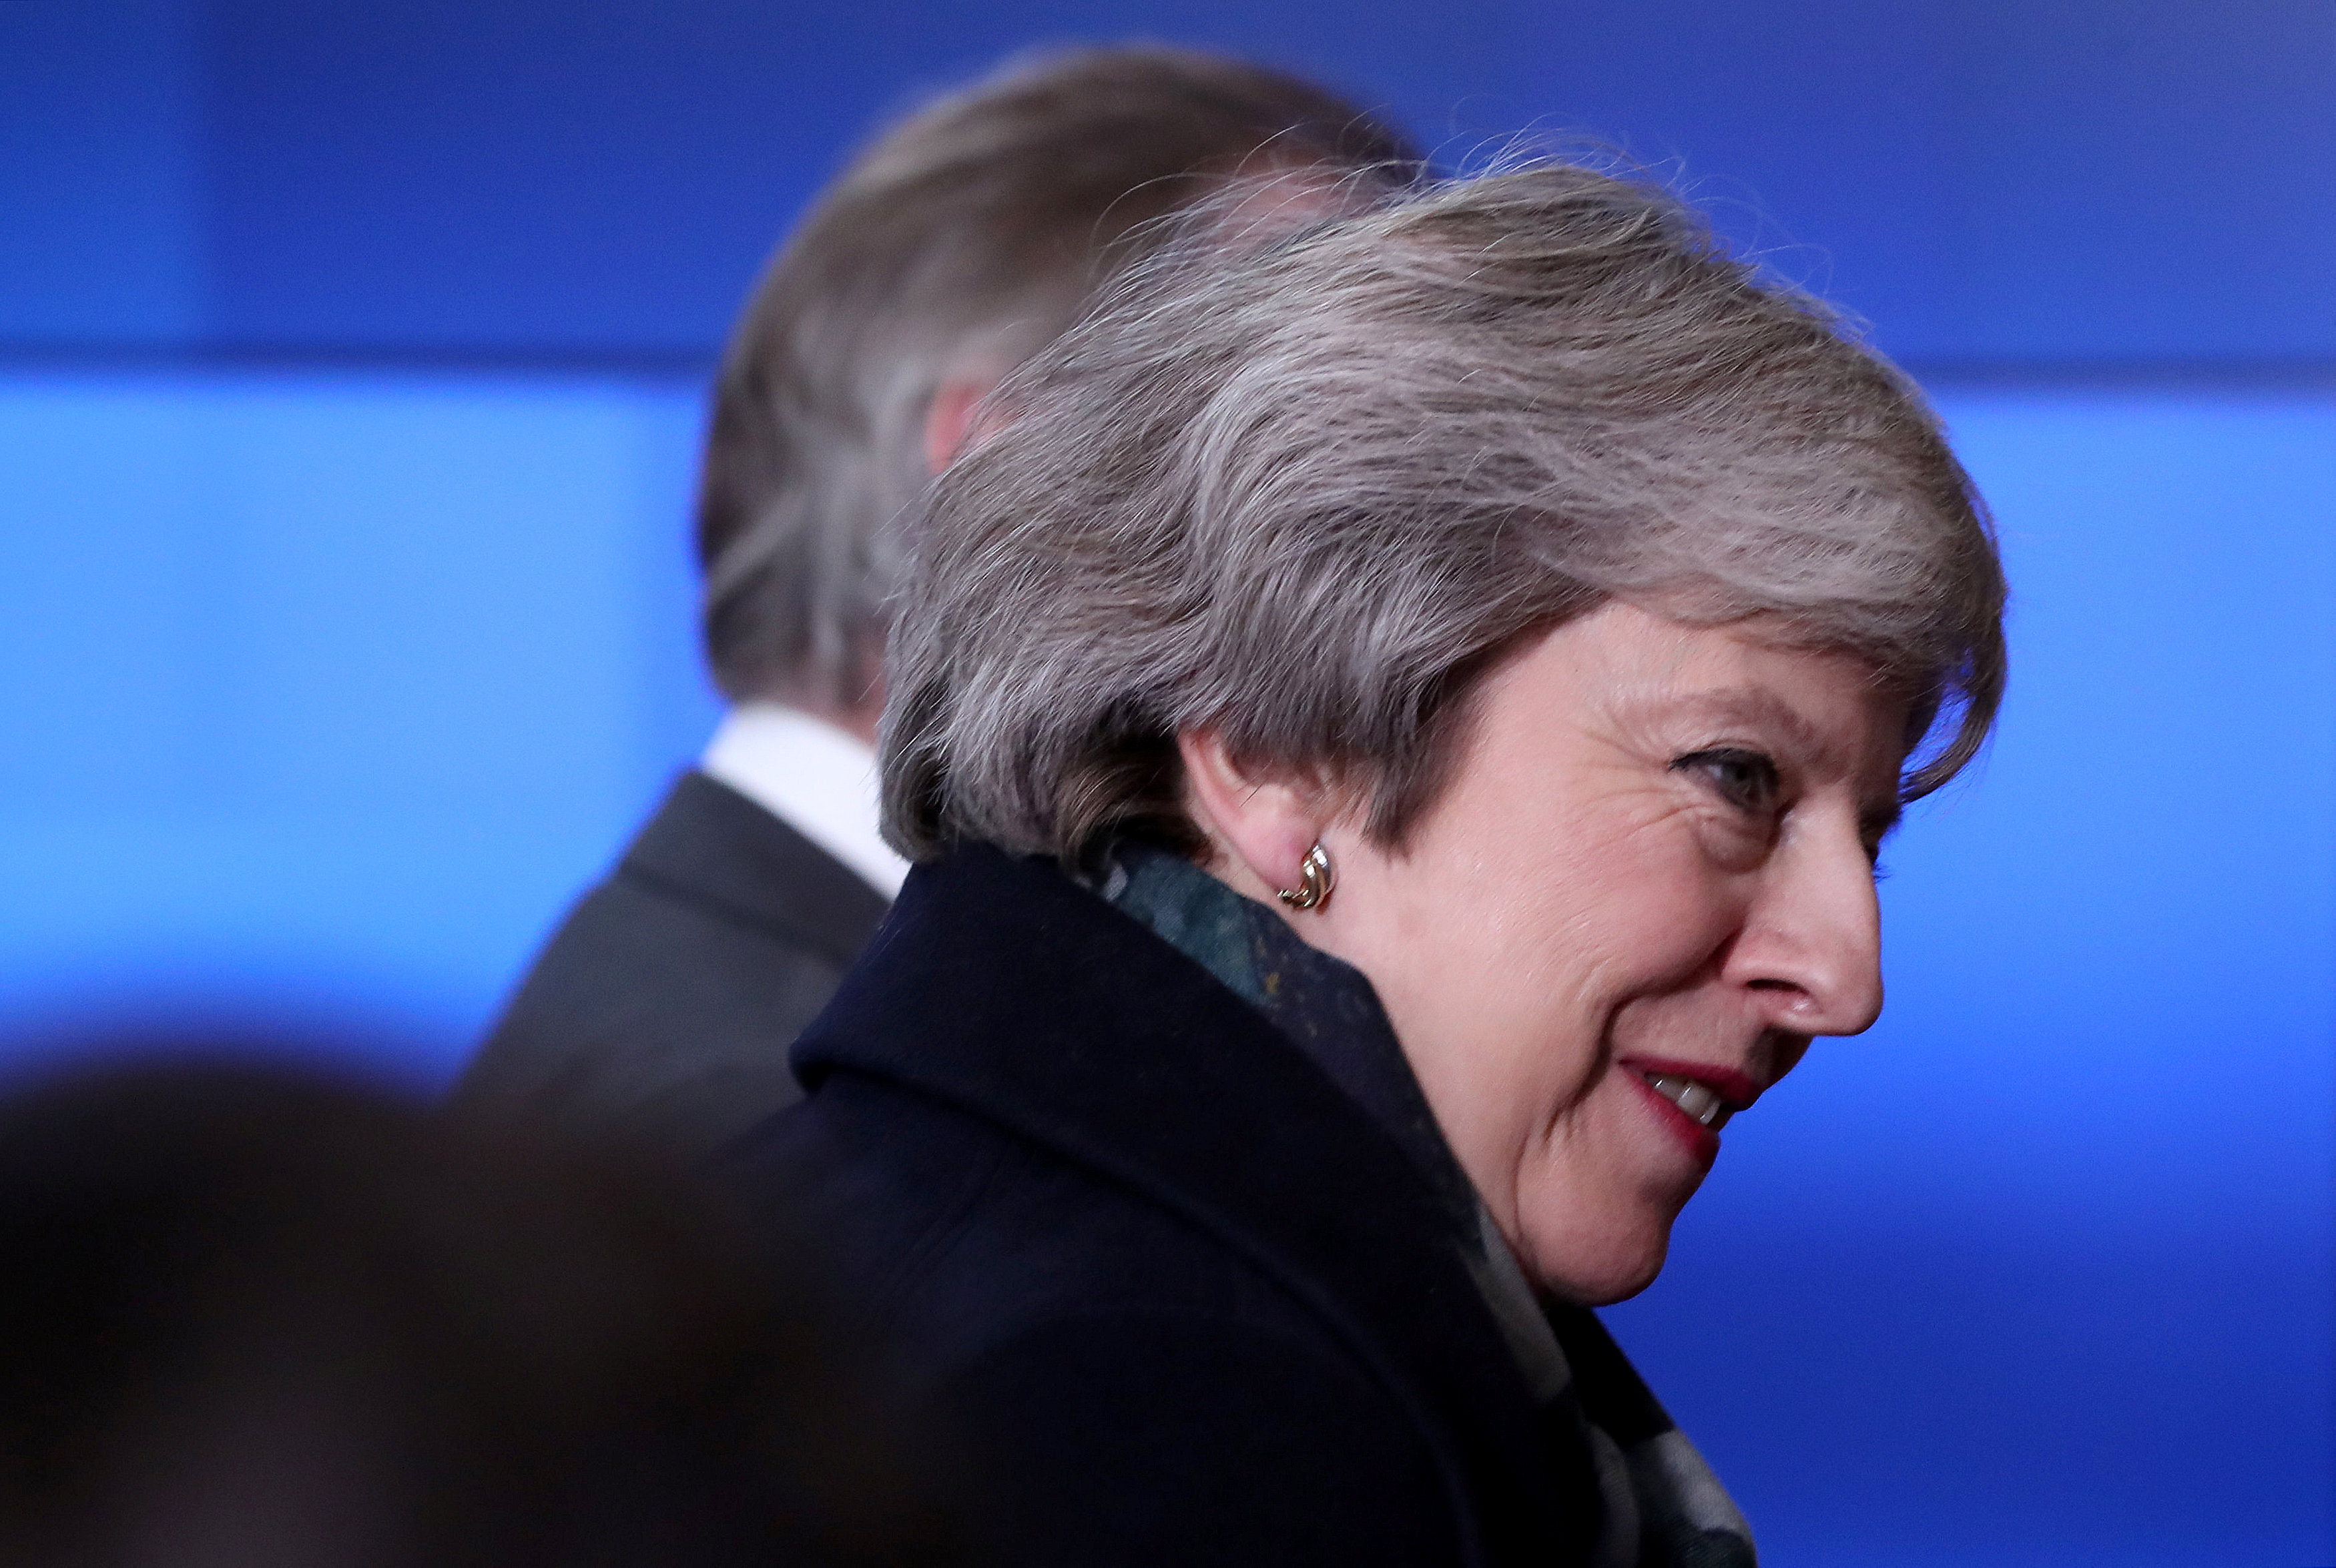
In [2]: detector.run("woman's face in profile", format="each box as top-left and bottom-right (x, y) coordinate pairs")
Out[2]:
(1308, 601), (1911, 1304)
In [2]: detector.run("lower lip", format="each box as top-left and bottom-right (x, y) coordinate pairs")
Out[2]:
(1625, 1072), (1723, 1164)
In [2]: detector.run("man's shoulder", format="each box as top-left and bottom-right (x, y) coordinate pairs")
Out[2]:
(489, 861), (853, 1055)
(617, 771), (889, 965)
(450, 775), (886, 1156)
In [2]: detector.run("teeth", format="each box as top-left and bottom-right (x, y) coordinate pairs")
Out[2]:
(1642, 1073), (1733, 1131)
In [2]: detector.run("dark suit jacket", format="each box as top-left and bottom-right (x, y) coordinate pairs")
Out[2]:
(721, 844), (1606, 1566)
(455, 771), (889, 1157)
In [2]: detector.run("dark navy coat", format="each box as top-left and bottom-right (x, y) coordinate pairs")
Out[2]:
(722, 844), (1611, 1565)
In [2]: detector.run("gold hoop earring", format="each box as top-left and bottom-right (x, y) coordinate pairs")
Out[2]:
(1275, 841), (1335, 911)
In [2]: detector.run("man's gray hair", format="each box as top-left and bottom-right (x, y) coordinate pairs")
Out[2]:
(882, 161), (2009, 863)
(696, 45), (1422, 711)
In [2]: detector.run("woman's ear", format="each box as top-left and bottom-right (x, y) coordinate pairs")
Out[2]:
(922, 374), (1004, 476)
(1177, 731), (1324, 900)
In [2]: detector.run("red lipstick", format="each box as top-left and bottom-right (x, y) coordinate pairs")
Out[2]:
(1616, 1057), (1762, 1164)
(1616, 1057), (1759, 1110)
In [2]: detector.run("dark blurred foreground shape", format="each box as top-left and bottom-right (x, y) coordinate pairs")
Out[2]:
(0, 1046), (956, 1567)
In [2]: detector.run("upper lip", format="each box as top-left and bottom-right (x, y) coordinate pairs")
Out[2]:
(1615, 1056), (1763, 1112)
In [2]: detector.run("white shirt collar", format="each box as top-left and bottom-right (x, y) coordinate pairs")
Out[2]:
(698, 702), (909, 897)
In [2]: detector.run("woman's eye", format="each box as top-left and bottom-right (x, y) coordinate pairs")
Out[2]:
(1672, 747), (1782, 813)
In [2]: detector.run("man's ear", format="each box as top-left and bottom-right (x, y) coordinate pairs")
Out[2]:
(1177, 730), (1326, 899)
(922, 374), (1004, 476)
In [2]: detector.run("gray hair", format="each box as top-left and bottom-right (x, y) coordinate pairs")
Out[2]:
(882, 161), (2008, 863)
(695, 45), (1423, 711)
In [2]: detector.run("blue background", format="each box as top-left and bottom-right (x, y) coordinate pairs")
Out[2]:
(3, 1), (2330, 1562)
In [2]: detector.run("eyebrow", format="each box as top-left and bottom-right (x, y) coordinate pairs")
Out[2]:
(1671, 687), (1905, 837)
(1672, 687), (1837, 763)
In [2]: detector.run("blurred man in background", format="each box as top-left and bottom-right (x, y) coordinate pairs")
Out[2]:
(456, 45), (1419, 1157)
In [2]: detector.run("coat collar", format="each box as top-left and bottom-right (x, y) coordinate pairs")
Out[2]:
(793, 843), (1601, 1562)
(1099, 843), (1486, 1238)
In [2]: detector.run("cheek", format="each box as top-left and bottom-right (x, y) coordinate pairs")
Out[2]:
(1491, 799), (1743, 1006)
(1383, 797), (1733, 1086)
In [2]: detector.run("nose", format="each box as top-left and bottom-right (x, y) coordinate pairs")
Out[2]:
(1723, 810), (1885, 1036)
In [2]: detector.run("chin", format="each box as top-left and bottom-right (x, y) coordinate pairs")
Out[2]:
(1522, 1218), (1673, 1306)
